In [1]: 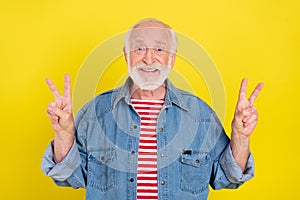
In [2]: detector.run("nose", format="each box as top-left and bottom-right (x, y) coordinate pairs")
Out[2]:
(143, 48), (155, 64)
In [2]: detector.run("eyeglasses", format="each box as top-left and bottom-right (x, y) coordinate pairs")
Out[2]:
(131, 46), (169, 56)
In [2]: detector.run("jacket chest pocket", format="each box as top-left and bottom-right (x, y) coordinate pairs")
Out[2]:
(180, 150), (210, 194)
(87, 148), (116, 192)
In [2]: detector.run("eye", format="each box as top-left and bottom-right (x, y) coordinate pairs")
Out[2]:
(136, 46), (146, 51)
(156, 47), (164, 52)
(154, 47), (166, 54)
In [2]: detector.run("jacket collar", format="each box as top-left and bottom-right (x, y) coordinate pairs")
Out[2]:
(112, 78), (189, 111)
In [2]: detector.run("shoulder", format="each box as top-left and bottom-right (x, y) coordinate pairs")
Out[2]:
(178, 88), (212, 108)
(172, 86), (214, 112)
(176, 89), (223, 130)
(75, 87), (121, 121)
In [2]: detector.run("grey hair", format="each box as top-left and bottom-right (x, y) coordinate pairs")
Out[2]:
(124, 18), (178, 54)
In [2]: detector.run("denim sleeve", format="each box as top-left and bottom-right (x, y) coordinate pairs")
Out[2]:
(41, 139), (82, 182)
(210, 143), (254, 190)
(219, 144), (254, 184)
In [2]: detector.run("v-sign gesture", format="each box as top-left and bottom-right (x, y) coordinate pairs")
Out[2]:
(230, 78), (264, 172)
(232, 78), (264, 137)
(46, 74), (74, 163)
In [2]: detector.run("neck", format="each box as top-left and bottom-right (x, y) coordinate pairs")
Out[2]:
(130, 83), (166, 100)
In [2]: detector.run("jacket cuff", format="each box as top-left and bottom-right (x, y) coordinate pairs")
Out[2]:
(41, 139), (81, 181)
(219, 144), (254, 184)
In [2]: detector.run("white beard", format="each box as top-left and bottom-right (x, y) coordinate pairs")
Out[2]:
(129, 63), (171, 91)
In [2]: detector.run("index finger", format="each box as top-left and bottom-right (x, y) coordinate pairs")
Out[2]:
(238, 78), (248, 101)
(248, 82), (264, 105)
(63, 74), (72, 100)
(46, 78), (61, 99)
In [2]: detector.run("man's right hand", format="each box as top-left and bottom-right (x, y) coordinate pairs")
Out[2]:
(46, 74), (74, 163)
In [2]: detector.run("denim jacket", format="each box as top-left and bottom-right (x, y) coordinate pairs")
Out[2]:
(42, 78), (254, 200)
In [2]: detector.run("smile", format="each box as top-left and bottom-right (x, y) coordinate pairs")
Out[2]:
(140, 68), (158, 73)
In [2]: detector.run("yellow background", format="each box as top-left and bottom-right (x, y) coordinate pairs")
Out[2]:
(0, 0), (299, 199)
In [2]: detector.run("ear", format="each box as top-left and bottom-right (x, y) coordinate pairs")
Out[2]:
(123, 47), (128, 65)
(169, 53), (176, 68)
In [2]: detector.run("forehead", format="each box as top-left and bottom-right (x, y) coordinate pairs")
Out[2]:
(129, 27), (171, 45)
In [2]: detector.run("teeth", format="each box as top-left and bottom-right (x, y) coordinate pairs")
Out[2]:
(142, 68), (157, 72)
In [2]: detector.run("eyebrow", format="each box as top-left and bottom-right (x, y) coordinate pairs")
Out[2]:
(133, 38), (144, 43)
(132, 38), (167, 46)
(154, 40), (167, 46)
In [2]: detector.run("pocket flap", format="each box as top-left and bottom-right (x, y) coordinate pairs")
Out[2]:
(89, 148), (116, 164)
(180, 150), (209, 168)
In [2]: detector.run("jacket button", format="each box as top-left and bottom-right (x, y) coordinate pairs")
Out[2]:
(160, 153), (165, 157)
(130, 178), (134, 182)
(161, 180), (165, 185)
(159, 127), (163, 131)
(133, 125), (138, 129)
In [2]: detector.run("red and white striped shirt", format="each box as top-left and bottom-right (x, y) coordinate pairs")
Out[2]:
(131, 99), (164, 200)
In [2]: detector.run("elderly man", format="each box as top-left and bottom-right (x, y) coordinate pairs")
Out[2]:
(42, 18), (263, 200)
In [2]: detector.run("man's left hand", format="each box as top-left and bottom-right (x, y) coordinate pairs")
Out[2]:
(232, 78), (264, 138)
